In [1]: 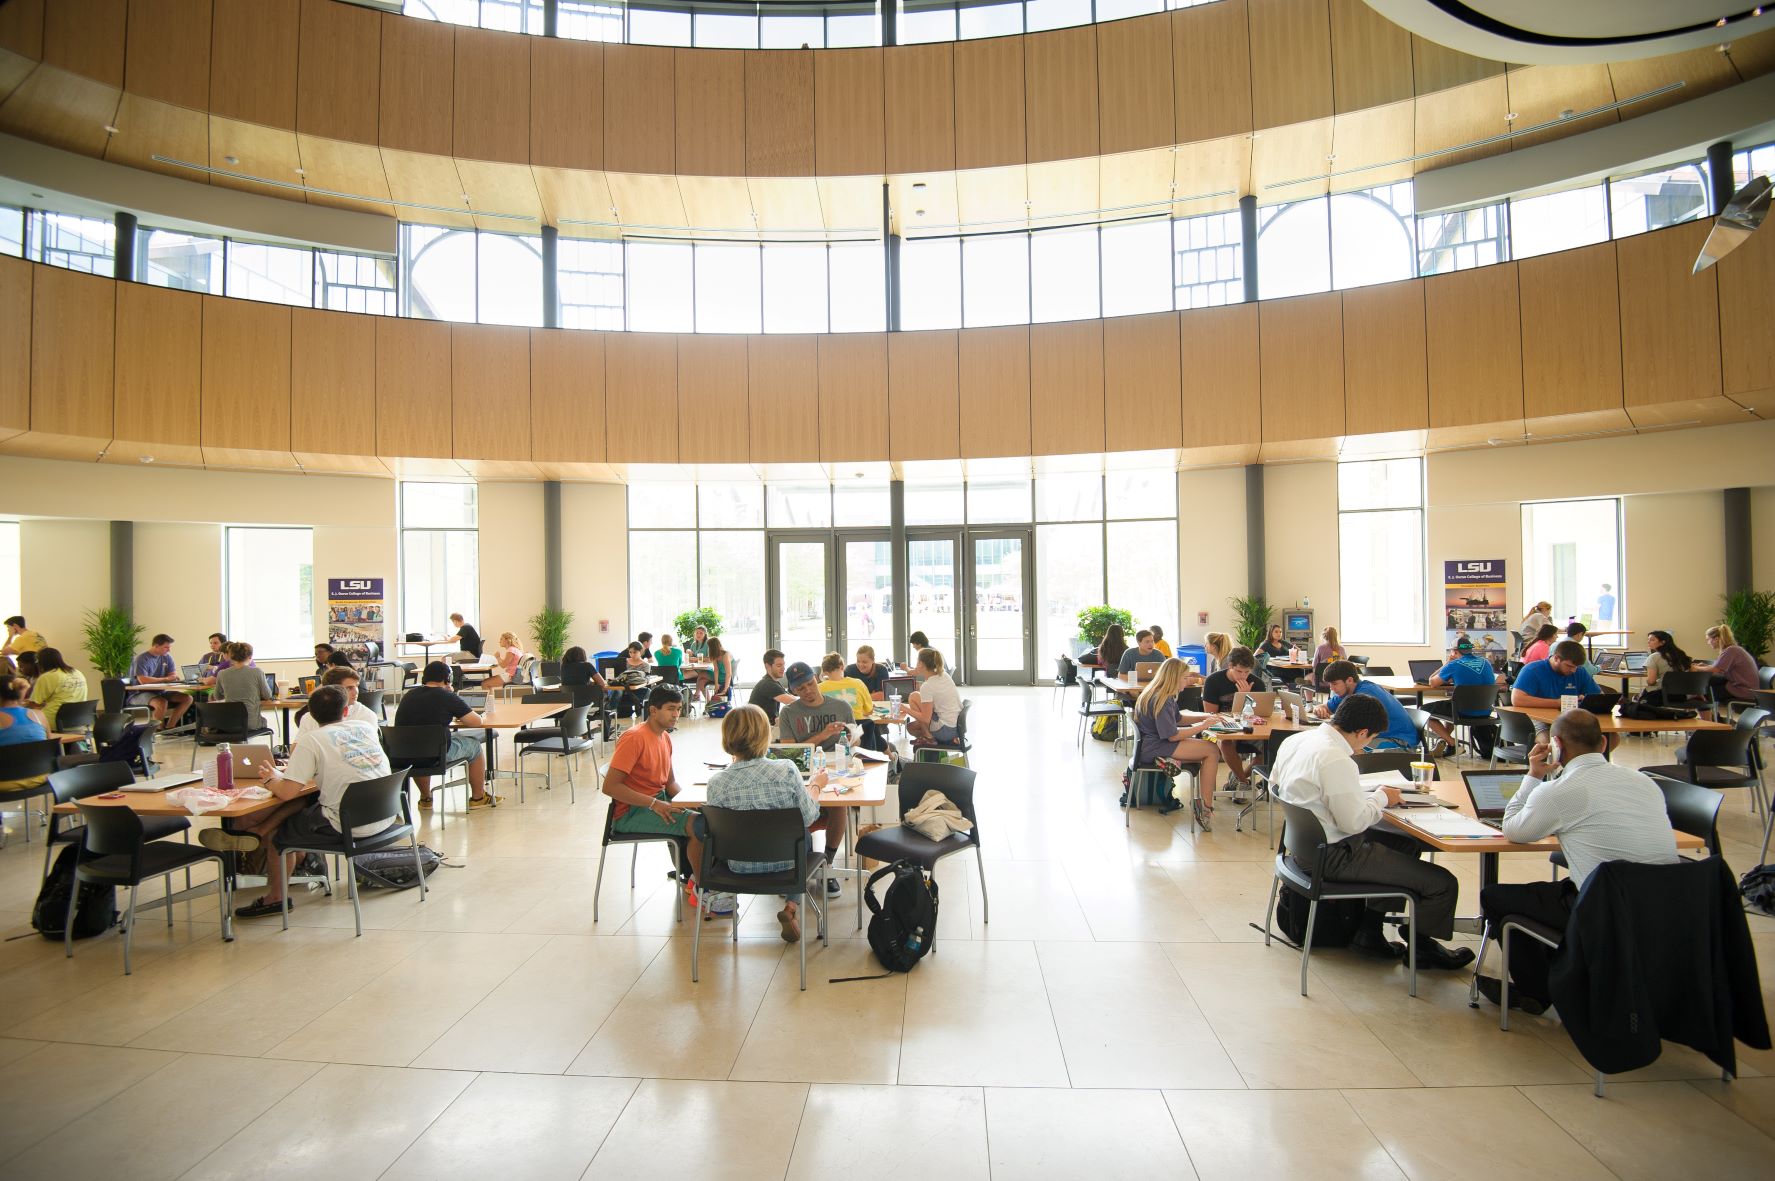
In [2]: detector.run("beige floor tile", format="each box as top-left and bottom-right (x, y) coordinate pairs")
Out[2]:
(584, 1078), (808, 1181)
(265, 930), (547, 1066)
(1166, 1089), (1406, 1180)
(181, 1062), (474, 1180)
(785, 1084), (989, 1181)
(1689, 1075), (1775, 1139)
(0, 1036), (45, 1068)
(898, 941), (1070, 1088)
(1037, 941), (1243, 1089)
(0, 1042), (181, 1159)
(411, 935), (667, 1073)
(1343, 1086), (1615, 1181)
(3, 1051), (324, 1181)
(381, 1073), (641, 1181)
(1520, 1079), (1775, 1180)
(1063, 860), (1220, 942)
(984, 1087), (1195, 1178)
(730, 938), (907, 1084)
(0, 919), (226, 1025)
(566, 935), (785, 1080)
(961, 860), (1094, 941)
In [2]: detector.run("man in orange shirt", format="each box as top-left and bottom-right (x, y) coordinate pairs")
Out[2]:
(603, 683), (694, 878)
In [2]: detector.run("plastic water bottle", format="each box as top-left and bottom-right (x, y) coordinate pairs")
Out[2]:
(1240, 697), (1257, 726)
(905, 925), (925, 954)
(812, 746), (825, 775)
(216, 743), (234, 790)
(889, 690), (902, 716)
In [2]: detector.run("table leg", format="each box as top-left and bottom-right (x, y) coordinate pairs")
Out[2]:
(1480, 851), (1500, 893)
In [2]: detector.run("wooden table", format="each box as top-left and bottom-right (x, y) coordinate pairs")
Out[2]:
(1581, 629), (1632, 657)
(1380, 773), (1705, 891)
(460, 700), (569, 786)
(259, 698), (307, 748)
(1497, 703), (1729, 742)
(1369, 674), (1505, 707)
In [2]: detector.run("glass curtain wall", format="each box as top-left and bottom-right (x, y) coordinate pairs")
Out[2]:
(1337, 459), (1426, 645)
(400, 483), (481, 638)
(225, 527), (315, 658)
(1522, 499), (1624, 631)
(628, 483), (767, 668)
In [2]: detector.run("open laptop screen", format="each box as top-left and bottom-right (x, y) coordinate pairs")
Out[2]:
(1461, 771), (1526, 817)
(1408, 659), (1441, 684)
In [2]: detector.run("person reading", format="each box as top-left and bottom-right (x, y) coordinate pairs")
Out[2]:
(778, 662), (853, 749)
(603, 684), (696, 883)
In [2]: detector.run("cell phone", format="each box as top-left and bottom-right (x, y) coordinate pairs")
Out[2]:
(98, 791), (126, 799)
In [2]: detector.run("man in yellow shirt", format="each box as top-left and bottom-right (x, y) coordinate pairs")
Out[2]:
(3, 616), (45, 658)
(817, 653), (874, 721)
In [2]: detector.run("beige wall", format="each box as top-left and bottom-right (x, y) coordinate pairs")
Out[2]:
(134, 522), (223, 676)
(19, 518), (110, 684)
(561, 482), (630, 654)
(477, 482), (546, 653)
(1177, 466), (1250, 647)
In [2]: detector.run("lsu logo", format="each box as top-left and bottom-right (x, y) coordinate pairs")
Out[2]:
(1455, 562), (1496, 575)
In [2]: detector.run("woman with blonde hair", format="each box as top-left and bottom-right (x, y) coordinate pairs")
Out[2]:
(1314, 626), (1344, 667)
(1132, 657), (1222, 828)
(1203, 632), (1232, 675)
(1518, 601), (1553, 652)
(1697, 623), (1760, 703)
(485, 631), (524, 690)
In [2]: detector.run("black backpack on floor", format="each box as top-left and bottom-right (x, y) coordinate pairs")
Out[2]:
(32, 844), (118, 941)
(865, 860), (939, 972)
(1273, 889), (1363, 948)
(353, 845), (443, 890)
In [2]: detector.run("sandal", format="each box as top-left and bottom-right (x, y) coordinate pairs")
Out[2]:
(1192, 799), (1213, 833)
(776, 904), (801, 943)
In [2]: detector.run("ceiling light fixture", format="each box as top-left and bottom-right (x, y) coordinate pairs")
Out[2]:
(103, 124), (119, 135)
(912, 182), (927, 192)
(139, 456), (155, 464)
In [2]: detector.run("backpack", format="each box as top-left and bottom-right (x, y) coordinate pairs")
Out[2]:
(864, 860), (939, 972)
(1620, 699), (1698, 721)
(706, 700), (730, 718)
(353, 844), (443, 890)
(1090, 714), (1119, 742)
(1273, 888), (1364, 948)
(1741, 864), (1775, 916)
(1055, 655), (1078, 687)
(32, 844), (119, 941)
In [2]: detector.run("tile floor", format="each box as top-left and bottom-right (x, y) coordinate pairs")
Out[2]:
(0, 686), (1770, 1179)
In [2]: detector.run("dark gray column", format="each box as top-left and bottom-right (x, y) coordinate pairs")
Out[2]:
(1239, 194), (1259, 304)
(1725, 487), (1751, 597)
(543, 480), (562, 611)
(882, 0), (897, 47)
(1707, 140), (1735, 215)
(541, 224), (559, 329)
(890, 480), (908, 660)
(883, 182), (900, 332)
(543, 0), (558, 37)
(114, 211), (138, 282)
(1245, 464), (1265, 601)
(110, 521), (133, 613)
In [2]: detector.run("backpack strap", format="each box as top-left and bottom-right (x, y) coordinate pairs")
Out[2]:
(863, 860), (908, 916)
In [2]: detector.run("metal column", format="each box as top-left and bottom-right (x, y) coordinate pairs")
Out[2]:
(1725, 487), (1752, 597)
(541, 224), (559, 329)
(1707, 140), (1735, 215)
(1239, 195), (1259, 303)
(544, 481), (563, 611)
(1245, 464), (1265, 602)
(110, 521), (134, 614)
(114, 211), (138, 282)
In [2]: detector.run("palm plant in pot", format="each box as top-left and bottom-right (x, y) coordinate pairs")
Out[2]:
(528, 606), (575, 663)
(1721, 589), (1775, 664)
(1228, 594), (1277, 652)
(82, 606), (144, 679)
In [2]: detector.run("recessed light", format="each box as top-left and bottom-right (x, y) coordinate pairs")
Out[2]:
(29, 192), (43, 199)
(914, 209), (925, 217)
(103, 124), (119, 135)
(1717, 16), (1729, 26)
(224, 154), (239, 165)
(912, 182), (927, 192)
(1505, 111), (1518, 121)
(1326, 154), (1337, 162)
(139, 456), (155, 464)
(1558, 109), (1575, 120)
(460, 193), (471, 203)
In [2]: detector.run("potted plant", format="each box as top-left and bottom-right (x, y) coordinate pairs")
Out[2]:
(673, 607), (724, 642)
(528, 606), (575, 663)
(82, 606), (144, 679)
(1721, 589), (1775, 664)
(1075, 605), (1134, 648)
(1228, 594), (1277, 652)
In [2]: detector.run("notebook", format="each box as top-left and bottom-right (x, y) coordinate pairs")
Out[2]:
(1408, 659), (1441, 684)
(121, 771), (203, 792)
(1460, 770), (1526, 818)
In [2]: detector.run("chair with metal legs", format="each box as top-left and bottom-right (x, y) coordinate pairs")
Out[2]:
(853, 761), (988, 934)
(692, 805), (829, 990)
(276, 770), (427, 937)
(67, 803), (233, 975)
(592, 801), (685, 924)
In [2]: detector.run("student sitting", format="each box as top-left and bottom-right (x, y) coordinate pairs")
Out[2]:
(1094, 624), (1128, 675)
(313, 643), (336, 676)
(1564, 622), (1601, 676)
(1521, 623), (1559, 664)
(1131, 657), (1222, 827)
(1510, 641), (1601, 710)
(1202, 632), (1232, 676)
(1271, 694), (1474, 970)
(1422, 637), (1498, 758)
(778, 662), (854, 749)
(0, 676), (48, 746)
(610, 646), (652, 718)
(130, 634), (193, 729)
(561, 646), (608, 693)
(298, 665), (381, 735)
(26, 647), (86, 733)
(907, 632), (930, 669)
(685, 626), (713, 697)
(2, 616), (45, 658)
(844, 646), (890, 751)
(446, 614), (484, 661)
(1640, 630), (1691, 703)
(603, 684), (696, 881)
(817, 653), (874, 721)
(482, 632), (523, 691)
(1476, 711), (1678, 1013)
(653, 634), (683, 670)
(747, 650), (794, 723)
(392, 660), (495, 809)
(1313, 625), (1346, 669)
(198, 632), (229, 672)
(1258, 623), (1289, 663)
(1697, 624), (1760, 705)
(1202, 646), (1268, 786)
(1518, 601), (1553, 653)
(1117, 629), (1165, 676)
(1149, 624), (1174, 658)
(1317, 660), (1418, 752)
(904, 648), (963, 748)
(704, 637), (735, 706)
(214, 641), (270, 733)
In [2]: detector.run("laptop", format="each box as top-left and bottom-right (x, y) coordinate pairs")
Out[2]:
(121, 770), (204, 792)
(1578, 690), (1621, 715)
(1461, 770), (1527, 819)
(1596, 651), (1623, 672)
(1622, 651), (1649, 672)
(180, 664), (206, 683)
(1408, 659), (1441, 684)
(262, 672), (278, 697)
(1135, 661), (1160, 683)
(766, 743), (816, 774)
(1277, 689), (1316, 721)
(1230, 690), (1277, 717)
(229, 745), (277, 779)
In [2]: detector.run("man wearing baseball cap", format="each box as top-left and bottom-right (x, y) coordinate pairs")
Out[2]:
(777, 661), (854, 749)
(1424, 636), (1502, 759)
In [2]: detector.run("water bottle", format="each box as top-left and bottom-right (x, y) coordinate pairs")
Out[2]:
(889, 690), (902, 716)
(812, 746), (825, 775)
(905, 925), (925, 954)
(216, 742), (234, 790)
(1240, 697), (1256, 727)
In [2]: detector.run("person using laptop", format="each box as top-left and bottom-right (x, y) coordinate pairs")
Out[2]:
(1510, 641), (1601, 710)
(1422, 637), (1498, 759)
(778, 660), (855, 749)
(1475, 710), (1678, 1013)
(213, 641), (270, 734)
(1696, 624), (1761, 706)
(1131, 657), (1222, 828)
(1117, 629), (1165, 676)
(1202, 647), (1267, 789)
(445, 613), (484, 662)
(129, 634), (193, 730)
(298, 665), (380, 735)
(313, 643), (336, 676)
(198, 632), (228, 672)
(1315, 660), (1418, 751)
(1270, 694), (1473, 971)
(393, 660), (496, 810)
(1640, 630), (1693, 703)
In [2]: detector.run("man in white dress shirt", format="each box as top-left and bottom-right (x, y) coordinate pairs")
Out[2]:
(1476, 709), (1678, 1013)
(1270, 694), (1474, 971)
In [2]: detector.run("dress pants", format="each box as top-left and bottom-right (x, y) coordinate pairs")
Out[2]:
(1317, 826), (1460, 939)
(1479, 878), (1576, 1003)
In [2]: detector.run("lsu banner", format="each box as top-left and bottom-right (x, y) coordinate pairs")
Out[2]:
(326, 577), (385, 662)
(1443, 560), (1509, 667)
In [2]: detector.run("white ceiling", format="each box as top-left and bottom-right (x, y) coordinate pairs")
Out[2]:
(1364, 0), (1775, 63)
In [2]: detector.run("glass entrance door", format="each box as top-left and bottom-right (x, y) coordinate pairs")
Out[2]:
(906, 533), (961, 673)
(769, 536), (833, 657)
(968, 530), (1032, 684)
(839, 535), (893, 660)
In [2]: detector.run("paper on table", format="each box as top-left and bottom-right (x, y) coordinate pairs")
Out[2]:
(1385, 808), (1499, 838)
(854, 748), (890, 763)
(1359, 770), (1412, 788)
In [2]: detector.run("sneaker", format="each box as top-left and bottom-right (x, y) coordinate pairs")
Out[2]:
(826, 877), (842, 897)
(467, 794), (502, 809)
(702, 891), (737, 917)
(1475, 974), (1547, 1015)
(199, 828), (261, 854)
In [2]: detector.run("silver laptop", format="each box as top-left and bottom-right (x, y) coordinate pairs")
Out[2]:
(1595, 651), (1623, 672)
(180, 664), (206, 683)
(1622, 651), (1649, 672)
(230, 745), (277, 779)
(1230, 690), (1277, 717)
(1461, 770), (1526, 819)
(121, 771), (203, 792)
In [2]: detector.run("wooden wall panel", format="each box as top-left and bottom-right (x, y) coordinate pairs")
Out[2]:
(126, 0), (210, 110)
(1341, 280), (1428, 433)
(375, 318), (452, 459)
(605, 334), (677, 463)
(530, 329), (605, 463)
(1424, 263), (1523, 428)
(747, 50), (815, 177)
(1411, 36), (1504, 93)
(0, 257), (29, 434)
(885, 42), (954, 175)
(675, 49), (744, 177)
(748, 336), (819, 463)
(1030, 319), (1103, 456)
(453, 325), (531, 460)
(1259, 294), (1345, 441)
(1328, 0), (1412, 112)
(530, 37), (601, 171)
(296, 0), (378, 144)
(1181, 303), (1260, 448)
(113, 283), (200, 453)
(200, 297), (290, 451)
(1617, 222), (1723, 411)
(454, 27), (530, 165)
(0, 0), (44, 62)
(1172, 0), (1253, 142)
(31, 266), (113, 440)
(209, 0), (297, 129)
(1717, 209), (1775, 406)
(959, 324), (1031, 459)
(1024, 25), (1097, 164)
(43, 0), (123, 87)
(1517, 242), (1623, 420)
(378, 12), (453, 156)
(605, 44), (674, 176)
(289, 308), (374, 459)
(1097, 14), (1172, 155)
(954, 37), (1025, 172)
(1103, 312), (1180, 443)
(1248, 0), (1334, 129)
(888, 330), (959, 461)
(815, 48), (883, 177)
(675, 335), (749, 463)
(819, 333), (888, 462)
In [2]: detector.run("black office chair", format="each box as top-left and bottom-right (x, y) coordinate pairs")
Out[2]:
(1364, 665), (1395, 677)
(358, 689), (387, 720)
(1403, 706), (1435, 761)
(99, 677), (129, 714)
(189, 701), (274, 770)
(514, 703), (596, 803)
(1076, 679), (1123, 750)
(1551, 772), (1727, 879)
(1659, 670), (1715, 719)
(0, 739), (62, 845)
(276, 770), (426, 936)
(68, 802), (232, 974)
(52, 699), (99, 747)
(1264, 801), (1420, 997)
(1352, 749), (1417, 776)
(592, 799), (684, 925)
(914, 699), (972, 763)
(1641, 708), (1768, 818)
(692, 805), (829, 990)
(1445, 684), (1499, 759)
(536, 660), (562, 688)
(1052, 655), (1077, 708)
(1491, 708), (1537, 767)
(44, 762), (190, 880)
(854, 761), (988, 931)
(379, 724), (476, 826)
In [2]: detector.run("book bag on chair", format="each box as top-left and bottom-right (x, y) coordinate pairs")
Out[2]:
(865, 860), (939, 972)
(32, 844), (118, 941)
